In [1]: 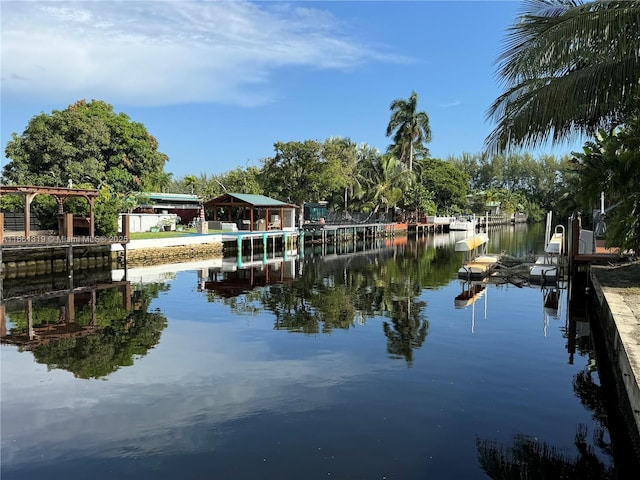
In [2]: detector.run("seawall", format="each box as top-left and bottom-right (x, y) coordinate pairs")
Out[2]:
(590, 262), (640, 457)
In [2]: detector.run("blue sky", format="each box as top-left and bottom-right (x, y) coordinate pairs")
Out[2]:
(1, 0), (576, 179)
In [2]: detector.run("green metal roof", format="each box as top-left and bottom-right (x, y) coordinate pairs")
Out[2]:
(142, 192), (201, 202)
(209, 193), (296, 207)
(231, 193), (289, 206)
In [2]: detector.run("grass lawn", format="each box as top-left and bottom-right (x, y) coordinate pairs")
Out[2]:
(129, 229), (224, 240)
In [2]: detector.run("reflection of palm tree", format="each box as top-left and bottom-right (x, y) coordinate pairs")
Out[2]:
(382, 298), (428, 367)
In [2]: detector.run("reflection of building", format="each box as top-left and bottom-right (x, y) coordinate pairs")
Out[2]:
(204, 259), (297, 297)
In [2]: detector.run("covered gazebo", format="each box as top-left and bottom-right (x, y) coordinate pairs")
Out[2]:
(204, 193), (298, 232)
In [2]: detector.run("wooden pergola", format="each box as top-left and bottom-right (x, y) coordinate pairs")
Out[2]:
(0, 185), (99, 241)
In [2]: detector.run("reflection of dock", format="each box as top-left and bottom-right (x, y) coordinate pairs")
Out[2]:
(203, 258), (298, 298)
(454, 281), (486, 308)
(455, 280), (488, 333)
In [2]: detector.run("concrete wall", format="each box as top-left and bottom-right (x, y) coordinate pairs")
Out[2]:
(119, 213), (178, 233)
(590, 269), (640, 457)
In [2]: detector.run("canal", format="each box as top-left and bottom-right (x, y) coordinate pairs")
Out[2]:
(1, 223), (638, 479)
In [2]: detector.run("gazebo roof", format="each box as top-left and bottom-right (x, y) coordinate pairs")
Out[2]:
(205, 193), (297, 209)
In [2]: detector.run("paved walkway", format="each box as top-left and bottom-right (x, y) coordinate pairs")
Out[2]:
(590, 261), (640, 448)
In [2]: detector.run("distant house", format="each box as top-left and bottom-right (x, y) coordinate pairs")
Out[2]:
(135, 192), (202, 224)
(204, 193), (298, 232)
(486, 201), (501, 215)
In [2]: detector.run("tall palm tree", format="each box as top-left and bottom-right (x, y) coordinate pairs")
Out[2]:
(386, 91), (432, 172)
(486, 0), (640, 154)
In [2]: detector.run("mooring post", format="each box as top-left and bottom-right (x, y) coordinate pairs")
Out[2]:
(67, 244), (73, 270)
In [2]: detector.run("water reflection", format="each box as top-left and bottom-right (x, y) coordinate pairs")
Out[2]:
(1, 272), (168, 378)
(476, 427), (613, 478)
(1, 225), (637, 478)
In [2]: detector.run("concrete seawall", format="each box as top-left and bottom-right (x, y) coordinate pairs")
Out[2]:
(111, 235), (223, 267)
(590, 262), (640, 456)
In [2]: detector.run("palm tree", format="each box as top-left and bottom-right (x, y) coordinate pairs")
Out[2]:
(485, 0), (640, 154)
(386, 91), (432, 172)
(184, 175), (198, 195)
(361, 154), (411, 215)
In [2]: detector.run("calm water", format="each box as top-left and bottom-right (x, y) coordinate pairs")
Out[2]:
(1, 224), (637, 479)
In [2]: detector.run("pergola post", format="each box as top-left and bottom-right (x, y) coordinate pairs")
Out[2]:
(24, 192), (37, 239)
(88, 197), (95, 238)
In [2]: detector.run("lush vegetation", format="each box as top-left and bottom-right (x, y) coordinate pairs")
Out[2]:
(2, 99), (168, 235)
(485, 0), (640, 251)
(2, 1), (639, 251)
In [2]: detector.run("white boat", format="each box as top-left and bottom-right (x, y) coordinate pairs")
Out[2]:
(449, 215), (477, 231)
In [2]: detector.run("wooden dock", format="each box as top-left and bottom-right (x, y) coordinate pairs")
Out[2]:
(301, 222), (398, 244)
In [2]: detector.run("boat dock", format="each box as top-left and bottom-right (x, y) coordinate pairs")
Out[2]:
(301, 222), (398, 244)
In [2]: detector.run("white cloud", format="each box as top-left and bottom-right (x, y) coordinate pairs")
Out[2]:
(1, 0), (403, 106)
(440, 99), (462, 108)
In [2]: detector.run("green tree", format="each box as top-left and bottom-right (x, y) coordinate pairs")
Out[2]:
(3, 100), (169, 234)
(486, 0), (640, 154)
(4, 99), (168, 192)
(404, 183), (437, 216)
(386, 91), (432, 172)
(323, 137), (357, 210)
(359, 154), (410, 214)
(414, 158), (469, 212)
(259, 140), (344, 207)
(572, 119), (640, 253)
(216, 166), (263, 195)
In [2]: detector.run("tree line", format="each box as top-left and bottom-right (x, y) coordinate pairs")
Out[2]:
(2, 0), (639, 253)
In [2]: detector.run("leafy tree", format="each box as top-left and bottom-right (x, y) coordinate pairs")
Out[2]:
(3, 100), (169, 234)
(386, 91), (432, 172)
(414, 158), (469, 212)
(4, 99), (168, 192)
(404, 183), (437, 216)
(217, 166), (263, 195)
(259, 140), (345, 207)
(323, 137), (358, 210)
(572, 118), (640, 253)
(345, 143), (380, 212)
(486, 0), (640, 154)
(184, 175), (198, 195)
(143, 170), (173, 193)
